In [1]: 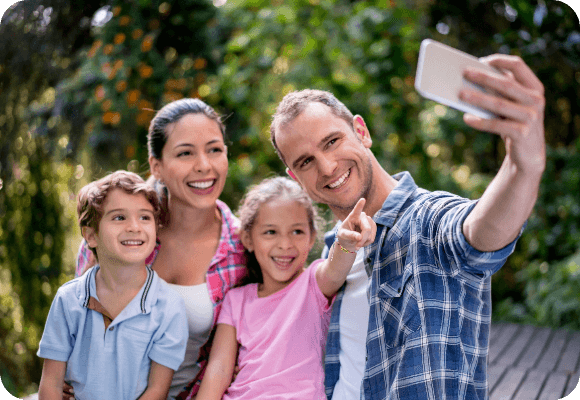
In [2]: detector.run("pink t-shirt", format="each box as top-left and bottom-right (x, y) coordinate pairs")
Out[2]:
(218, 259), (333, 400)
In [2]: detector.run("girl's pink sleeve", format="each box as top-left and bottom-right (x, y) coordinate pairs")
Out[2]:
(75, 240), (95, 277)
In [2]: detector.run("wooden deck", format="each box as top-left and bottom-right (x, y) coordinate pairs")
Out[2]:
(489, 322), (580, 400)
(21, 322), (580, 400)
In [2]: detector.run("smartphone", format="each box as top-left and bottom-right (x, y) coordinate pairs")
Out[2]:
(414, 39), (501, 119)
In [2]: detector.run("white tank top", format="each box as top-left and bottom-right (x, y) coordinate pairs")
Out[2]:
(166, 282), (214, 399)
(331, 249), (370, 400)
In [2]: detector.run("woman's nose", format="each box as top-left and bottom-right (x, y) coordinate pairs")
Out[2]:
(195, 153), (211, 172)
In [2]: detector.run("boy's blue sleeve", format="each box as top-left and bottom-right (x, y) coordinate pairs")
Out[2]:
(37, 288), (74, 362)
(149, 294), (188, 371)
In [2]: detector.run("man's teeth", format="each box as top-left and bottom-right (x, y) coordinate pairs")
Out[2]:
(122, 240), (143, 245)
(188, 180), (215, 189)
(328, 169), (351, 189)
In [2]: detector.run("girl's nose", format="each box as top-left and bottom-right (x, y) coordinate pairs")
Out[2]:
(277, 235), (293, 249)
(126, 217), (141, 232)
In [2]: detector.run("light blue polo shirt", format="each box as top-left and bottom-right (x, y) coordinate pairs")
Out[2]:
(38, 265), (188, 400)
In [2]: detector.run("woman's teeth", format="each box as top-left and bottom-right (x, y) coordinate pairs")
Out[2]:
(328, 169), (350, 189)
(188, 180), (215, 189)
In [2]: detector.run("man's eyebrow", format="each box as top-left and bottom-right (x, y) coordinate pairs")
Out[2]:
(291, 131), (341, 170)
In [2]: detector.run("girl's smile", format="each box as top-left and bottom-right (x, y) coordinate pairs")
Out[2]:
(242, 198), (315, 297)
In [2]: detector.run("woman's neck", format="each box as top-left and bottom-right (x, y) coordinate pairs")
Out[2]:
(163, 199), (221, 239)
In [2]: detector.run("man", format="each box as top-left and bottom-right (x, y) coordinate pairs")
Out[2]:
(269, 54), (545, 400)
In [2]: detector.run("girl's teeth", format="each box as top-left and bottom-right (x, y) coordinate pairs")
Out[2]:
(328, 169), (351, 189)
(273, 257), (293, 264)
(189, 180), (215, 189)
(122, 240), (143, 245)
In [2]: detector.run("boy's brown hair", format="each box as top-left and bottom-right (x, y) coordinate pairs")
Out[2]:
(77, 170), (161, 258)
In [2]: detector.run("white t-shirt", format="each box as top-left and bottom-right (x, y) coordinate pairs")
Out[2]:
(166, 282), (214, 399)
(331, 249), (370, 400)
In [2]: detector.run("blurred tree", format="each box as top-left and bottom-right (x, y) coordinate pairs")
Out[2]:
(0, 0), (107, 394)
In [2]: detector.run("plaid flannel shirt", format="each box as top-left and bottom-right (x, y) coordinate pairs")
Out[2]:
(324, 172), (524, 400)
(76, 199), (247, 399)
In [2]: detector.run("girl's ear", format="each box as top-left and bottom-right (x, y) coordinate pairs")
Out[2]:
(240, 230), (253, 253)
(83, 226), (98, 249)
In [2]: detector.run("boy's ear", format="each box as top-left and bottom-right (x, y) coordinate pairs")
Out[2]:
(82, 226), (98, 249)
(240, 230), (253, 253)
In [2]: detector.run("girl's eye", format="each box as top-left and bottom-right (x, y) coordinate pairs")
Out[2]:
(293, 229), (306, 235)
(140, 215), (152, 221)
(112, 215), (125, 221)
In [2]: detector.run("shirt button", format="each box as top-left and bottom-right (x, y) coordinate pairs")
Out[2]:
(109, 326), (114, 331)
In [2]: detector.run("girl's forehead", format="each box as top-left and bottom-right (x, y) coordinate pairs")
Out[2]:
(254, 198), (310, 224)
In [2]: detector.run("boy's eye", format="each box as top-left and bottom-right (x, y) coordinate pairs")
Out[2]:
(264, 229), (276, 235)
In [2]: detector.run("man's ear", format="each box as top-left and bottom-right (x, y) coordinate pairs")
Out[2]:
(286, 167), (298, 181)
(82, 226), (98, 249)
(240, 230), (253, 253)
(353, 115), (372, 148)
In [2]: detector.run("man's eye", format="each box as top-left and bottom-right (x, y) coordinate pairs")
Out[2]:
(301, 158), (312, 168)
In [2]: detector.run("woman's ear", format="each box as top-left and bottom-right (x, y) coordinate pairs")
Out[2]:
(149, 156), (161, 180)
(240, 230), (253, 253)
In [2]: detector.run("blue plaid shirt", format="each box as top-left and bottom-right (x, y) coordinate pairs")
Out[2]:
(323, 172), (524, 400)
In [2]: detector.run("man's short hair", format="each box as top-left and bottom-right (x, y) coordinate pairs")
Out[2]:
(270, 89), (354, 166)
(77, 170), (161, 257)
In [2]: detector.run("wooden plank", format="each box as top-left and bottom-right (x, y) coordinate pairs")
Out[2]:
(564, 372), (580, 398)
(536, 330), (570, 372)
(517, 326), (552, 369)
(512, 369), (551, 400)
(489, 364), (509, 394)
(538, 371), (568, 400)
(490, 323), (506, 347)
(556, 331), (580, 374)
(490, 366), (527, 400)
(495, 325), (536, 366)
(489, 323), (521, 364)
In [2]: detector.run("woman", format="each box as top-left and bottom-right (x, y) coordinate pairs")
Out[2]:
(72, 98), (247, 399)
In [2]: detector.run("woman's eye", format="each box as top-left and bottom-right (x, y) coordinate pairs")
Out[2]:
(177, 151), (191, 157)
(209, 147), (223, 154)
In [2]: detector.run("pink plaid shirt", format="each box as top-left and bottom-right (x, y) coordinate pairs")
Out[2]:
(75, 199), (248, 398)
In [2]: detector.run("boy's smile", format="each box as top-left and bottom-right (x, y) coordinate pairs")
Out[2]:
(84, 188), (157, 268)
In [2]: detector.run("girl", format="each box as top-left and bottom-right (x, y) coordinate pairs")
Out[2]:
(73, 98), (247, 400)
(196, 177), (376, 400)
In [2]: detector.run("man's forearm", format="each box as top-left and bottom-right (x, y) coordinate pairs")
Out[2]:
(463, 156), (542, 252)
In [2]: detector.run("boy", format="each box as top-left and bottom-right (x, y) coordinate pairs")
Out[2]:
(37, 170), (188, 400)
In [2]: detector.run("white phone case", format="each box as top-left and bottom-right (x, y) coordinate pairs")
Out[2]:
(414, 39), (500, 119)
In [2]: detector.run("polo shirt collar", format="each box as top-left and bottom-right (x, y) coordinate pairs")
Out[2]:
(373, 171), (417, 227)
(78, 265), (159, 317)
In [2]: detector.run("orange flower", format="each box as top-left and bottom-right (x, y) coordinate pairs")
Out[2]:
(101, 62), (113, 75)
(136, 111), (152, 127)
(126, 89), (141, 106)
(138, 64), (153, 79)
(103, 44), (114, 55)
(115, 80), (127, 92)
(132, 29), (144, 40)
(141, 35), (154, 52)
(102, 111), (121, 125)
(138, 99), (153, 110)
(163, 91), (183, 103)
(113, 60), (124, 70)
(194, 58), (207, 70)
(148, 19), (160, 30)
(113, 33), (126, 45)
(95, 85), (105, 101)
(119, 15), (131, 26)
(125, 145), (135, 158)
(101, 99), (112, 112)
(112, 6), (122, 16)
(87, 40), (102, 58)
